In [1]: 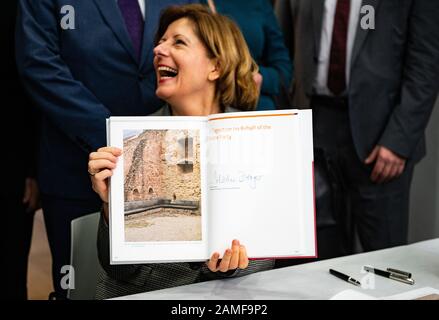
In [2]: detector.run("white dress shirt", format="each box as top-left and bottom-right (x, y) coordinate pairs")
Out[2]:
(314, 0), (363, 96)
(137, 0), (145, 19)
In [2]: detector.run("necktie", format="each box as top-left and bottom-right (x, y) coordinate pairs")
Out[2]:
(118, 0), (144, 61)
(328, 0), (350, 96)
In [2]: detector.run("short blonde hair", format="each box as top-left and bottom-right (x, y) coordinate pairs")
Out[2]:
(155, 4), (259, 111)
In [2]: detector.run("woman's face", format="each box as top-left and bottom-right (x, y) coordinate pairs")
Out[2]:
(153, 18), (218, 107)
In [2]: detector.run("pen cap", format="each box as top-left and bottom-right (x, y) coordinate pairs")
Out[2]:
(389, 274), (415, 285)
(387, 268), (411, 279)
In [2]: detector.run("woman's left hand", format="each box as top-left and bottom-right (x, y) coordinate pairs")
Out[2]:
(206, 239), (249, 273)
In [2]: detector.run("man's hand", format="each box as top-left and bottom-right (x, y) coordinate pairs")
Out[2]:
(23, 177), (40, 212)
(365, 145), (406, 183)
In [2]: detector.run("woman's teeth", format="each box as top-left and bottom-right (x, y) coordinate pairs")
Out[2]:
(158, 66), (178, 78)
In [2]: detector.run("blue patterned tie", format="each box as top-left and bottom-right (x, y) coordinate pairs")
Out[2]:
(118, 0), (144, 61)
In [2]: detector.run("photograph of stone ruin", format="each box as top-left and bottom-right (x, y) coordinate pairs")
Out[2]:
(123, 129), (201, 242)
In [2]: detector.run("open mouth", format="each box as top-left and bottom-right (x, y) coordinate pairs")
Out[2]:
(158, 66), (178, 79)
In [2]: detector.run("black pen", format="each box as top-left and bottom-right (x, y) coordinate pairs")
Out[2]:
(329, 269), (361, 286)
(363, 266), (415, 285)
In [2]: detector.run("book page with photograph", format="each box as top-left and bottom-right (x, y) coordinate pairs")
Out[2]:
(206, 110), (316, 259)
(108, 117), (210, 264)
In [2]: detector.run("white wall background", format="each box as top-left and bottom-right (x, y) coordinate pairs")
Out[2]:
(409, 96), (439, 243)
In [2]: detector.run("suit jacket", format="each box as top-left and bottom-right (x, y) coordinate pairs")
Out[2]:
(95, 105), (274, 299)
(4, 0), (39, 197)
(15, 0), (195, 199)
(276, 0), (439, 162)
(201, 0), (293, 110)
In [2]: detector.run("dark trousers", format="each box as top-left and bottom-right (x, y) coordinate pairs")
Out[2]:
(312, 98), (414, 253)
(1, 193), (34, 299)
(41, 194), (101, 299)
(276, 97), (414, 269)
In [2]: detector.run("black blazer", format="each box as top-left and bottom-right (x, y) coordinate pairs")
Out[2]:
(4, 0), (38, 197)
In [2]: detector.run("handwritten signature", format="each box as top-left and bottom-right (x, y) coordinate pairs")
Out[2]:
(213, 171), (264, 189)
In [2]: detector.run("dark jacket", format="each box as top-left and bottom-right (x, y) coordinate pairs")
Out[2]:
(276, 0), (439, 162)
(4, 0), (38, 197)
(15, 0), (195, 199)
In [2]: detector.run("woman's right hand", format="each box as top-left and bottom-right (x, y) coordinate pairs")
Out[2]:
(88, 146), (122, 204)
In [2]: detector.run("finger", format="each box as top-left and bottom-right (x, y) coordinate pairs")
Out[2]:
(386, 164), (399, 183)
(397, 163), (405, 177)
(365, 146), (379, 165)
(238, 245), (249, 269)
(93, 180), (108, 203)
(377, 163), (393, 183)
(207, 252), (220, 272)
(97, 146), (122, 156)
(89, 151), (119, 163)
(92, 176), (107, 193)
(376, 162), (392, 184)
(92, 169), (113, 202)
(94, 168), (113, 181)
(228, 240), (240, 270)
(88, 159), (117, 174)
(218, 249), (232, 273)
(93, 169), (113, 188)
(370, 159), (385, 182)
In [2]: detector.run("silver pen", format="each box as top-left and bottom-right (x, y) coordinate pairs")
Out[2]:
(364, 266), (415, 285)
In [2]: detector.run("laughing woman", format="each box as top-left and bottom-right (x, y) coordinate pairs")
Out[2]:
(88, 4), (274, 299)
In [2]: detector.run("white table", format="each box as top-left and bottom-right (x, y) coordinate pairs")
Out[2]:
(114, 239), (439, 300)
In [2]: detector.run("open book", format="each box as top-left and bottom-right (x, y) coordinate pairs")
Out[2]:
(107, 109), (316, 264)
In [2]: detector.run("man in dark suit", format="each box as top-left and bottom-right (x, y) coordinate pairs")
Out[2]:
(275, 0), (439, 259)
(2, 0), (40, 300)
(15, 0), (195, 299)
